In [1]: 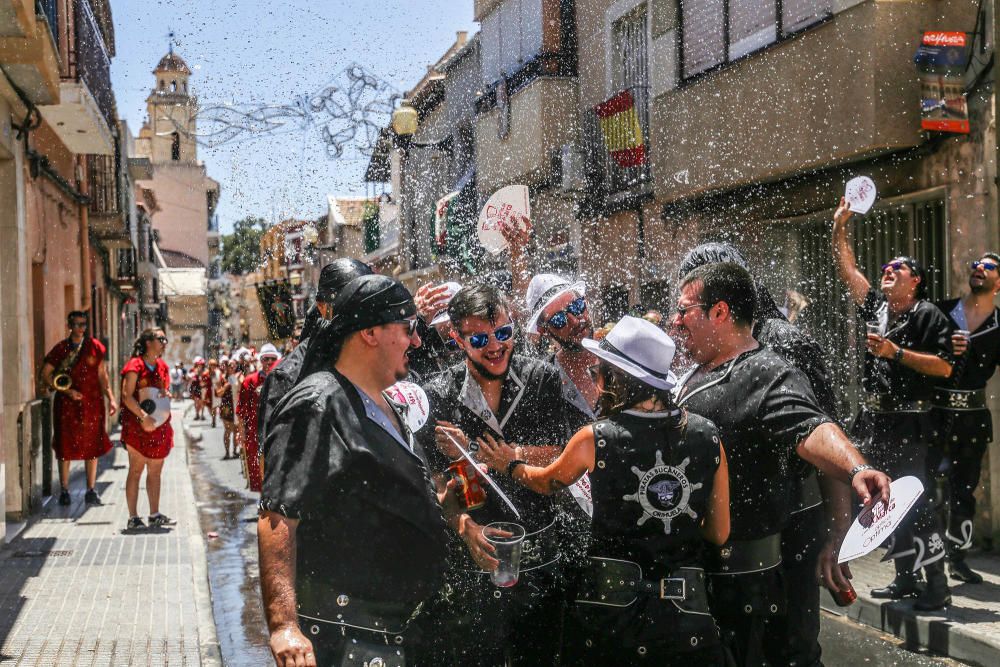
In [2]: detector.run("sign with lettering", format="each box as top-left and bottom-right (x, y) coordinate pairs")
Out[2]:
(838, 476), (924, 564)
(913, 31), (970, 134)
(385, 381), (430, 432)
(477, 185), (530, 255)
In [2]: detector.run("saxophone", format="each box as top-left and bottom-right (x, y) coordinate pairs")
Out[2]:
(52, 339), (85, 392)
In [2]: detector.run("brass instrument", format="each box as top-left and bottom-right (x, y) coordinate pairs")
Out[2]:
(53, 373), (73, 392)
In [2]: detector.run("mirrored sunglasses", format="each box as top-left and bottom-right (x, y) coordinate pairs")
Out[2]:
(545, 297), (587, 330)
(464, 324), (515, 349)
(971, 260), (998, 272)
(881, 261), (907, 273)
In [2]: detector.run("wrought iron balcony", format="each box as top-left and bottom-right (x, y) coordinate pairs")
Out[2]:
(74, 0), (115, 131)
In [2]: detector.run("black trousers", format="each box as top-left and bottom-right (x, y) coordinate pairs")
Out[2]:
(302, 618), (409, 667)
(709, 569), (786, 667)
(929, 409), (991, 554)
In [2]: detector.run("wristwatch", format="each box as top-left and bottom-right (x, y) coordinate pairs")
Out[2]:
(507, 459), (528, 476)
(894, 346), (905, 363)
(849, 464), (874, 481)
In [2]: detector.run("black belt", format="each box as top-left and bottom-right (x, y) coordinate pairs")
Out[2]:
(933, 388), (987, 412)
(299, 596), (421, 635)
(709, 534), (782, 575)
(864, 394), (932, 414)
(575, 557), (710, 614)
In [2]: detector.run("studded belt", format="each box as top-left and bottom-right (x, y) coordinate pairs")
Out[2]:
(864, 394), (933, 414)
(708, 534), (783, 575)
(298, 596), (422, 636)
(932, 388), (987, 412)
(575, 557), (711, 614)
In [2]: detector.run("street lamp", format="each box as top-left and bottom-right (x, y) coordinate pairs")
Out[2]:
(391, 101), (419, 138)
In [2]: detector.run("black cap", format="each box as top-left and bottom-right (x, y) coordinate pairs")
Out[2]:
(329, 275), (416, 336)
(316, 258), (372, 303)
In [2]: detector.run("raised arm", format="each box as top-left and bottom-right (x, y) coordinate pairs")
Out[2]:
(831, 197), (871, 305)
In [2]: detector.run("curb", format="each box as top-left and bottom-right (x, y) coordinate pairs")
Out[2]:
(820, 588), (990, 666)
(178, 411), (223, 667)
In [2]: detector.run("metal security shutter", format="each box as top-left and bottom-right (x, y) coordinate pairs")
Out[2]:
(681, 0), (725, 78)
(613, 7), (649, 92)
(781, 0), (832, 35)
(729, 0), (777, 60)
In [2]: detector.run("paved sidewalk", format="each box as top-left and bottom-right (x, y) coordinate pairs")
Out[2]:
(0, 408), (221, 666)
(821, 549), (1000, 666)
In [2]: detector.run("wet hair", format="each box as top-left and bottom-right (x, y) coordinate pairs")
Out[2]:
(596, 362), (676, 416)
(448, 284), (510, 331)
(892, 256), (928, 299)
(678, 242), (785, 321)
(67, 310), (88, 327)
(132, 328), (162, 357)
(681, 262), (757, 326)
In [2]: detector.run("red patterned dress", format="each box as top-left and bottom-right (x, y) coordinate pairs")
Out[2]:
(120, 357), (174, 459)
(237, 370), (266, 492)
(43, 337), (112, 461)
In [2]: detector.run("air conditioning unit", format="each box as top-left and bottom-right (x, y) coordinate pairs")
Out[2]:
(557, 144), (587, 193)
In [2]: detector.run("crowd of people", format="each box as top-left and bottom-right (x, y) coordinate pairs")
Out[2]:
(39, 200), (1000, 666)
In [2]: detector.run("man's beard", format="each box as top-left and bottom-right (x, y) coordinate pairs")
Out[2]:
(970, 279), (995, 295)
(468, 353), (509, 381)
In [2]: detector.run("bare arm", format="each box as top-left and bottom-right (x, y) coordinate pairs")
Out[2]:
(258, 511), (315, 666)
(503, 215), (533, 319)
(121, 371), (156, 432)
(831, 197), (870, 305)
(796, 422), (891, 506)
(701, 444), (730, 545)
(40, 362), (55, 391)
(98, 361), (118, 414)
(867, 337), (953, 378)
(816, 472), (854, 593)
(479, 428), (594, 496)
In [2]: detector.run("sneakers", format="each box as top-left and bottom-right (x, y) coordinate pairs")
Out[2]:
(84, 489), (102, 505)
(58, 488), (71, 506)
(148, 513), (177, 527)
(126, 516), (146, 531)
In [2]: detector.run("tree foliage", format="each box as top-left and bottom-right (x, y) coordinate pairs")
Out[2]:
(221, 216), (268, 275)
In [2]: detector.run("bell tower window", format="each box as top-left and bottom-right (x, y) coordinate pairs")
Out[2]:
(171, 132), (180, 161)
(171, 80), (177, 92)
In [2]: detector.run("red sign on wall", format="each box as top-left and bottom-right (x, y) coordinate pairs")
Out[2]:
(913, 31), (970, 134)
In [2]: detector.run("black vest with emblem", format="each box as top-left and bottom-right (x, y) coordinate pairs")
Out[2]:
(590, 410), (720, 576)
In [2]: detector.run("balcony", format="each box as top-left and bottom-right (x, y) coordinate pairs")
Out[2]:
(87, 152), (127, 239)
(475, 75), (579, 192)
(0, 0), (60, 104)
(648, 0), (967, 203)
(37, 0), (114, 154)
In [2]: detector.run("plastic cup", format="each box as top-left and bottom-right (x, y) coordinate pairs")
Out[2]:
(955, 329), (971, 340)
(865, 321), (882, 337)
(484, 522), (525, 587)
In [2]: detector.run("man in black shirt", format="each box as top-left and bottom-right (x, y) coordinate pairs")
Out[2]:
(669, 262), (890, 667)
(415, 283), (581, 666)
(678, 242), (840, 667)
(256, 258), (371, 454)
(833, 198), (955, 610)
(932, 253), (1000, 584)
(258, 275), (451, 666)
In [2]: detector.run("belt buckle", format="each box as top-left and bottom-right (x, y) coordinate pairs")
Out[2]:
(948, 392), (970, 409)
(659, 577), (686, 601)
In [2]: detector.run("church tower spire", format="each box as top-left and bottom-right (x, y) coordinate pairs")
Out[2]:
(141, 48), (197, 164)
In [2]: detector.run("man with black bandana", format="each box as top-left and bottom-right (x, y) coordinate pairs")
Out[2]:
(678, 242), (839, 667)
(258, 275), (451, 667)
(669, 262), (890, 667)
(932, 253), (1000, 584)
(256, 257), (372, 453)
(414, 283), (580, 666)
(833, 198), (955, 610)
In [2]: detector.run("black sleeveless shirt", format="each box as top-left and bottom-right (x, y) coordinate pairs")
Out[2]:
(589, 410), (721, 577)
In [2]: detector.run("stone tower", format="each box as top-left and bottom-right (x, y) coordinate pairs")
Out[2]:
(139, 49), (198, 165)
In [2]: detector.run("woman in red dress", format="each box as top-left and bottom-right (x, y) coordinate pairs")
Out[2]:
(203, 358), (219, 427)
(188, 357), (205, 419)
(40, 311), (118, 506)
(120, 328), (176, 531)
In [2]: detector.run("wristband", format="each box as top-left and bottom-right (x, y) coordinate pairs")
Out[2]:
(507, 459), (527, 476)
(894, 347), (904, 363)
(849, 464), (873, 481)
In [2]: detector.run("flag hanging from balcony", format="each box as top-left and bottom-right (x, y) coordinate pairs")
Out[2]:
(255, 279), (295, 341)
(595, 91), (646, 168)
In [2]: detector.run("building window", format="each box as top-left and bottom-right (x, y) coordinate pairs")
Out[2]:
(171, 131), (180, 161)
(680, 0), (831, 79)
(480, 0), (546, 85)
(612, 5), (649, 93)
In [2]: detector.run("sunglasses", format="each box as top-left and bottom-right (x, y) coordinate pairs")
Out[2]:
(460, 324), (515, 349)
(70, 321), (88, 328)
(971, 260), (998, 272)
(157, 336), (168, 344)
(397, 318), (419, 336)
(881, 261), (908, 273)
(675, 302), (707, 316)
(545, 297), (587, 330)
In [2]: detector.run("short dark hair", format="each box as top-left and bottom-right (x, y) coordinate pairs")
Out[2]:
(132, 328), (162, 357)
(597, 361), (678, 418)
(892, 256), (928, 300)
(448, 284), (509, 331)
(982, 252), (1000, 265)
(681, 262), (756, 326)
(67, 310), (88, 327)
(677, 241), (750, 280)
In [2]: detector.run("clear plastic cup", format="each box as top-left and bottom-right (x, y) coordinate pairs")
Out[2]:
(484, 522), (525, 587)
(865, 321), (882, 337)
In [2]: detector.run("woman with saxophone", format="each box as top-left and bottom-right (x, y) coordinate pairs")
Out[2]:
(40, 310), (118, 507)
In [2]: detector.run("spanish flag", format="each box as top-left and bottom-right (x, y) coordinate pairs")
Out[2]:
(595, 91), (646, 168)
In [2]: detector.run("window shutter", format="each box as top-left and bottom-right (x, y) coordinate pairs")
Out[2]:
(681, 0), (725, 78)
(782, 0), (831, 36)
(729, 0), (777, 60)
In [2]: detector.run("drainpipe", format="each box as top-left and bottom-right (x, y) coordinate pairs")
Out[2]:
(79, 156), (91, 311)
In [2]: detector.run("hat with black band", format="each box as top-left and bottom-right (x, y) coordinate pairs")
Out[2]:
(329, 274), (416, 337)
(581, 316), (678, 390)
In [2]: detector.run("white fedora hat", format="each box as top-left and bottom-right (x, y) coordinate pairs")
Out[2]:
(581, 316), (678, 390)
(525, 273), (587, 334)
(428, 281), (463, 326)
(259, 343), (282, 360)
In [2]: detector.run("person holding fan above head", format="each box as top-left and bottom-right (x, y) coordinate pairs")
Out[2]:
(119, 329), (176, 531)
(832, 197), (955, 611)
(931, 253), (1000, 584)
(41, 310), (118, 507)
(478, 316), (731, 665)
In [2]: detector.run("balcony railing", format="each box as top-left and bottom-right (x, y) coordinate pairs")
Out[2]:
(86, 153), (120, 216)
(591, 85), (651, 198)
(74, 0), (115, 131)
(36, 0), (58, 54)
